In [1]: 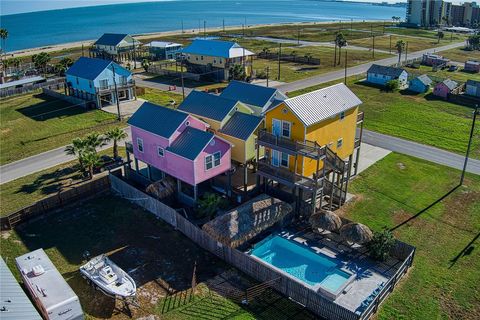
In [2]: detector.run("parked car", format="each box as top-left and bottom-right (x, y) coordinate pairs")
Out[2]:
(448, 65), (458, 72)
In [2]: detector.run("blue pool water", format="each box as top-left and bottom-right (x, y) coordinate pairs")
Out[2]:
(251, 235), (351, 293)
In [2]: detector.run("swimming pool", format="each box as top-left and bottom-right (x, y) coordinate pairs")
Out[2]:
(250, 235), (355, 299)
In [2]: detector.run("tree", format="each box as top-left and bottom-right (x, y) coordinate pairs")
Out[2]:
(368, 229), (395, 261)
(141, 59), (151, 72)
(386, 79), (399, 92)
(32, 52), (51, 73)
(55, 57), (73, 75)
(197, 192), (228, 219)
(65, 137), (89, 171)
(229, 64), (245, 81)
(7, 57), (21, 69)
(467, 34), (480, 50)
(437, 31), (444, 44)
(82, 151), (103, 179)
(85, 132), (107, 153)
(335, 33), (347, 65)
(0, 28), (8, 54)
(105, 127), (127, 159)
(395, 40), (406, 65)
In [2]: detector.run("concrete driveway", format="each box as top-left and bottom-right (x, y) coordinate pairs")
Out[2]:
(102, 99), (146, 117)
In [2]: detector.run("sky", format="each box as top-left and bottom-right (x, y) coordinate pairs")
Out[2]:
(0, 0), (466, 16)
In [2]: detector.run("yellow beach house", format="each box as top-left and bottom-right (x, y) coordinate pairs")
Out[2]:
(256, 83), (364, 213)
(178, 91), (264, 192)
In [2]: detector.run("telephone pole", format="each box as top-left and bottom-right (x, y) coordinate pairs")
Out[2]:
(277, 43), (282, 81)
(180, 58), (185, 99)
(460, 107), (479, 185)
(405, 41), (409, 63)
(344, 49), (348, 84)
(372, 35), (375, 59)
(111, 64), (121, 121)
(223, 19), (225, 32)
(389, 35), (392, 54)
(297, 28), (300, 45)
(203, 20), (206, 38)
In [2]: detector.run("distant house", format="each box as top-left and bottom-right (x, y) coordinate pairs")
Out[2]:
(366, 64), (408, 88)
(182, 39), (255, 81)
(433, 79), (458, 99)
(66, 57), (135, 108)
(422, 54), (449, 67)
(464, 60), (480, 73)
(465, 80), (480, 98)
(178, 91), (263, 191)
(409, 74), (432, 93)
(90, 33), (141, 61)
(146, 41), (183, 60)
(220, 80), (287, 115)
(127, 102), (232, 203)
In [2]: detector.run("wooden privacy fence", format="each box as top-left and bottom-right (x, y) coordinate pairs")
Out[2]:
(256, 52), (321, 65)
(43, 88), (90, 108)
(0, 77), (65, 98)
(110, 174), (415, 320)
(0, 174), (112, 230)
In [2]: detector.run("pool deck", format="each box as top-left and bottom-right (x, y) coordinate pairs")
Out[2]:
(277, 228), (404, 314)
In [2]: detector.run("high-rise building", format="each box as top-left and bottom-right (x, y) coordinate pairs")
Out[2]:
(407, 0), (480, 27)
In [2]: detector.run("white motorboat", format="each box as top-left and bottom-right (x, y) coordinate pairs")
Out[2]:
(79, 254), (136, 298)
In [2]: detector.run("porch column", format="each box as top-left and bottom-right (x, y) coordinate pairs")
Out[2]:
(329, 171), (335, 211)
(354, 121), (364, 176)
(193, 185), (198, 201)
(134, 158), (139, 172)
(227, 170), (232, 197)
(243, 164), (248, 193)
(147, 164), (152, 180)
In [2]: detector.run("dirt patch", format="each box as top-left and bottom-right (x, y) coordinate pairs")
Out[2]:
(1, 231), (11, 239)
(441, 187), (480, 232)
(440, 292), (480, 320)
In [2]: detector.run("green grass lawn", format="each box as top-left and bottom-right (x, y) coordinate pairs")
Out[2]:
(290, 77), (480, 159)
(0, 147), (125, 217)
(440, 47), (480, 62)
(138, 87), (184, 107)
(341, 153), (480, 319)
(0, 195), (316, 320)
(0, 92), (124, 165)
(384, 27), (468, 41)
(252, 46), (392, 83)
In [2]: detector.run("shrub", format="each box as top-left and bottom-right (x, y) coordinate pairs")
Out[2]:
(386, 79), (399, 92)
(368, 229), (395, 261)
(197, 193), (229, 219)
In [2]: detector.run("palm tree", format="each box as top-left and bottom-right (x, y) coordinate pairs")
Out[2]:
(85, 132), (107, 153)
(335, 33), (347, 65)
(82, 152), (103, 179)
(32, 52), (51, 74)
(105, 128), (127, 159)
(65, 137), (89, 171)
(437, 31), (444, 44)
(395, 40), (406, 65)
(0, 28), (8, 54)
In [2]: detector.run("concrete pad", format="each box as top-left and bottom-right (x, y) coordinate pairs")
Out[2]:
(357, 142), (391, 174)
(250, 79), (286, 87)
(102, 98), (146, 117)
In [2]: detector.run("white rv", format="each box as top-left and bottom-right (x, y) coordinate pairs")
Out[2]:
(15, 249), (84, 320)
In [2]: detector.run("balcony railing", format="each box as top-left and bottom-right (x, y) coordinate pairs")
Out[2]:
(96, 80), (135, 93)
(257, 159), (324, 191)
(354, 138), (361, 149)
(257, 129), (326, 160)
(357, 111), (364, 123)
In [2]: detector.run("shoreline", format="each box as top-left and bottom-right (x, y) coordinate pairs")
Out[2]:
(7, 19), (383, 58)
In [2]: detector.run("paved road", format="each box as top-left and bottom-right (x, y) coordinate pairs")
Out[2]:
(134, 76), (194, 96)
(275, 42), (465, 93)
(362, 129), (480, 174)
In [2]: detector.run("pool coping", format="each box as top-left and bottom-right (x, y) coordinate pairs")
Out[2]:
(247, 234), (356, 301)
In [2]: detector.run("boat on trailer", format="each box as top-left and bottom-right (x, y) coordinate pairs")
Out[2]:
(79, 254), (136, 298)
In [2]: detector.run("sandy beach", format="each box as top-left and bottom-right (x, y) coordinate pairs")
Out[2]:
(7, 20), (378, 58)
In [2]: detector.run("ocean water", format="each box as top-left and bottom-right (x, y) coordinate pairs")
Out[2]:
(0, 0), (405, 52)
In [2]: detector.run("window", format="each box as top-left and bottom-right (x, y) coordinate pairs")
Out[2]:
(195, 56), (199, 61)
(200, 56), (204, 60)
(99, 79), (108, 89)
(337, 138), (343, 149)
(281, 153), (289, 167)
(76, 77), (79, 85)
(137, 138), (144, 153)
(157, 146), (164, 157)
(205, 152), (221, 170)
(219, 59), (222, 63)
(340, 111), (345, 120)
(282, 121), (291, 138)
(119, 76), (127, 85)
(213, 151), (221, 167)
(214, 59), (217, 64)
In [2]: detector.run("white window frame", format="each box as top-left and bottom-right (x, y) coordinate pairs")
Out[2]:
(337, 138), (343, 149)
(205, 155), (213, 170)
(213, 151), (221, 167)
(137, 138), (144, 153)
(99, 79), (108, 89)
(281, 121), (291, 138)
(280, 152), (289, 168)
(157, 146), (164, 157)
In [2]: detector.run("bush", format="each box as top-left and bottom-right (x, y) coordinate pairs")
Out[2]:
(368, 229), (395, 261)
(386, 79), (399, 92)
(196, 193), (229, 220)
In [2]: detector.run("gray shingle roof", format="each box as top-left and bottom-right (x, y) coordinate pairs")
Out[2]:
(127, 102), (188, 138)
(167, 127), (213, 160)
(440, 79), (458, 91)
(275, 83), (362, 127)
(0, 258), (43, 320)
(178, 91), (238, 122)
(367, 64), (406, 78)
(220, 81), (285, 109)
(415, 74), (433, 86)
(220, 112), (263, 141)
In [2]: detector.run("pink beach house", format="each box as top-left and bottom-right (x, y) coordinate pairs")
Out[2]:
(433, 79), (458, 99)
(127, 102), (231, 203)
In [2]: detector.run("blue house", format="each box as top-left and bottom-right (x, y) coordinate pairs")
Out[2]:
(220, 80), (287, 115)
(66, 57), (135, 108)
(366, 64), (409, 89)
(409, 74), (432, 93)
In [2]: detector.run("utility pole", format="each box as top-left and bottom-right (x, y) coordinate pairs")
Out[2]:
(111, 64), (121, 121)
(242, 24), (245, 37)
(277, 43), (282, 81)
(297, 28), (300, 45)
(266, 66), (269, 87)
(180, 58), (185, 99)
(405, 41), (409, 63)
(389, 35), (392, 54)
(81, 44), (84, 57)
(351, 18), (353, 31)
(334, 41), (337, 67)
(372, 35), (375, 59)
(203, 20), (206, 38)
(133, 38), (137, 69)
(344, 49), (348, 84)
(223, 19), (225, 32)
(181, 20), (184, 34)
(198, 19), (201, 34)
(460, 107), (479, 185)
